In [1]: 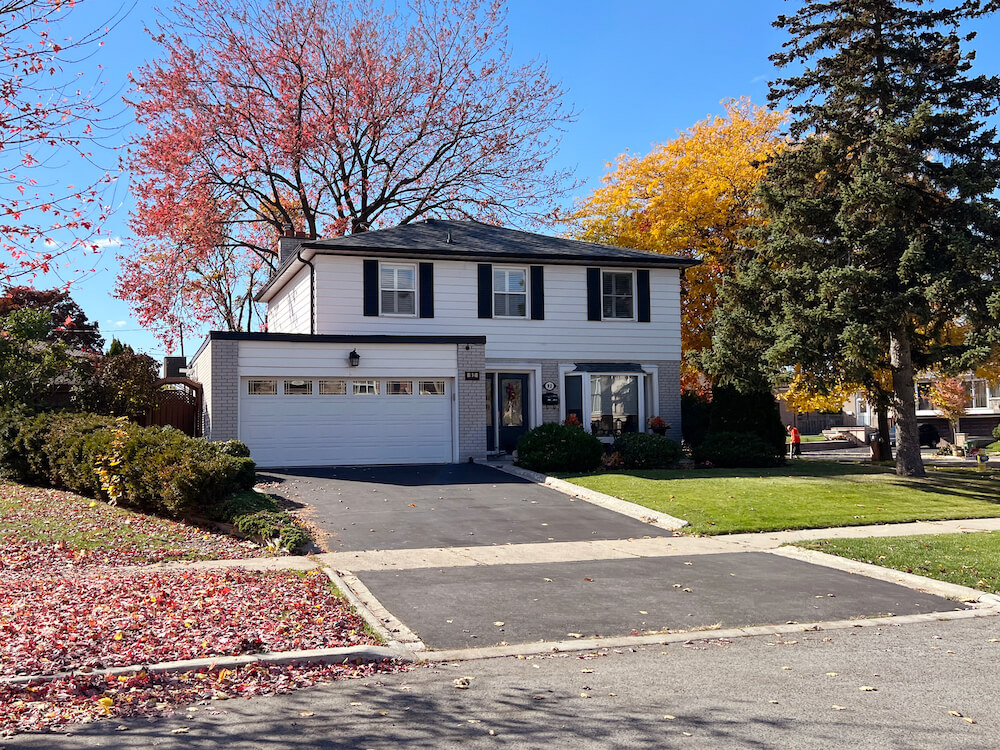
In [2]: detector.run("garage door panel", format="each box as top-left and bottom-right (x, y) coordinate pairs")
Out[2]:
(240, 378), (454, 467)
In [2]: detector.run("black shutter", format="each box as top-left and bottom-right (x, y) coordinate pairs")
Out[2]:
(586, 267), (601, 321)
(478, 264), (493, 318)
(637, 269), (650, 322)
(363, 259), (379, 317)
(530, 265), (544, 320)
(419, 262), (434, 318)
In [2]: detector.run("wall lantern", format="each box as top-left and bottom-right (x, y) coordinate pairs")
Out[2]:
(348, 349), (361, 367)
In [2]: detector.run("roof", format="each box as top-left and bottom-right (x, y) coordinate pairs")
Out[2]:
(256, 219), (698, 301)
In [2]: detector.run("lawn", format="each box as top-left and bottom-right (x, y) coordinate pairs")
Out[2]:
(563, 461), (1000, 535)
(796, 532), (1000, 594)
(0, 481), (263, 568)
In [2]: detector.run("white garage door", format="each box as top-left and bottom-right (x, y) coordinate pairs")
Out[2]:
(239, 377), (454, 467)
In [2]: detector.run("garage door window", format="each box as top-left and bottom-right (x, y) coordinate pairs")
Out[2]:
(319, 379), (347, 395)
(284, 379), (313, 396)
(353, 380), (379, 395)
(386, 380), (413, 395)
(247, 379), (277, 395)
(419, 380), (445, 395)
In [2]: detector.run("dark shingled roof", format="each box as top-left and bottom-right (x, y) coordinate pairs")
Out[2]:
(257, 219), (698, 300)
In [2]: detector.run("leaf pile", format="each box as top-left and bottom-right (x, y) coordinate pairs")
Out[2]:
(0, 483), (263, 569)
(1, 659), (406, 736)
(1, 569), (377, 677)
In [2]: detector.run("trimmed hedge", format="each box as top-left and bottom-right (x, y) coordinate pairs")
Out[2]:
(0, 408), (256, 518)
(612, 433), (683, 469)
(516, 422), (604, 473)
(233, 510), (311, 553)
(691, 431), (786, 468)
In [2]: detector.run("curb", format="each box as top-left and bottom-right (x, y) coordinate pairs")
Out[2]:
(767, 545), (1000, 606)
(417, 606), (999, 663)
(488, 462), (688, 531)
(1, 644), (414, 687)
(321, 567), (427, 652)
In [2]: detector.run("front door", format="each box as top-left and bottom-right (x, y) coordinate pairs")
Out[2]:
(497, 373), (529, 453)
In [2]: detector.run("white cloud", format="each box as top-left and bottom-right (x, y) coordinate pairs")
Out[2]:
(115, 321), (127, 327)
(92, 237), (123, 249)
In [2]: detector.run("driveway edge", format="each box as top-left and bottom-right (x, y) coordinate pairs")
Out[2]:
(416, 606), (999, 663)
(486, 462), (688, 531)
(767, 545), (1000, 607)
(322, 566), (428, 652)
(1, 644), (414, 687)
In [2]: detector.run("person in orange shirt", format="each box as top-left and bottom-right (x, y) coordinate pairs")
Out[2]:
(788, 425), (802, 458)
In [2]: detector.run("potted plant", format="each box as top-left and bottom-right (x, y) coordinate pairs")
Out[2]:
(646, 416), (668, 436)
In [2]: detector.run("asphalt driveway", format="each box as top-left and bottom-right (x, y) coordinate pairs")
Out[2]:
(259, 463), (667, 552)
(354, 552), (960, 649)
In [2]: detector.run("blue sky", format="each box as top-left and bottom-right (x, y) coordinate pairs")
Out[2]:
(30, 0), (1000, 361)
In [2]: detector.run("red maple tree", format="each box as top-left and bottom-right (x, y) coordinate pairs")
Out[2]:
(0, 1), (123, 282)
(120, 0), (575, 349)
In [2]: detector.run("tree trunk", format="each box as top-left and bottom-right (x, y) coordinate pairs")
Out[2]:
(889, 328), (925, 477)
(875, 398), (893, 463)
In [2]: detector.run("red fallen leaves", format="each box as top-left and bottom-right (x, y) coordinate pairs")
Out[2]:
(1, 483), (264, 570)
(1, 570), (378, 677)
(1, 659), (407, 736)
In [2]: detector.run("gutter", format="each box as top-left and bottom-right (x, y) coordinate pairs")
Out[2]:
(296, 246), (316, 334)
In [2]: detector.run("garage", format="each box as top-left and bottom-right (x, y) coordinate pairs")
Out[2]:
(239, 375), (455, 467)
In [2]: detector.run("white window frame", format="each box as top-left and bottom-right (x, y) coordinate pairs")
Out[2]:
(318, 379), (347, 395)
(283, 379), (313, 396)
(353, 379), (379, 395)
(588, 373), (643, 440)
(601, 269), (636, 321)
(379, 262), (417, 317)
(419, 380), (446, 395)
(247, 378), (278, 396)
(386, 380), (414, 396)
(493, 266), (528, 319)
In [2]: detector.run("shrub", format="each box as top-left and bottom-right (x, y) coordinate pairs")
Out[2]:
(710, 385), (787, 454)
(992, 423), (1000, 441)
(211, 490), (279, 523)
(612, 432), (682, 469)
(0, 408), (256, 519)
(233, 510), (310, 553)
(681, 391), (711, 447)
(692, 431), (786, 468)
(515, 422), (603, 473)
(217, 440), (252, 458)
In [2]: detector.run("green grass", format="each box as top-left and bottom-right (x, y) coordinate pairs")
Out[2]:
(796, 532), (1000, 594)
(562, 461), (1000, 535)
(799, 434), (829, 443)
(987, 441), (1000, 454)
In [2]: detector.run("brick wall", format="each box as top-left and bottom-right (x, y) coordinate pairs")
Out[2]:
(206, 339), (239, 442)
(457, 343), (486, 461)
(654, 359), (683, 442)
(540, 361), (561, 424)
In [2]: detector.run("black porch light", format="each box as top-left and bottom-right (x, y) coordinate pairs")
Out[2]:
(348, 349), (361, 367)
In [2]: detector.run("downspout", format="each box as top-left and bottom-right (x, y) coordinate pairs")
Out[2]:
(296, 247), (316, 335)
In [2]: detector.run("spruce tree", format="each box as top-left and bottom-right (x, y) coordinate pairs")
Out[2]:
(711, 0), (1000, 477)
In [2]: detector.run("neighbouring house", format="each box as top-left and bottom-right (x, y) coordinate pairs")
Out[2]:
(187, 220), (696, 468)
(779, 376), (1000, 442)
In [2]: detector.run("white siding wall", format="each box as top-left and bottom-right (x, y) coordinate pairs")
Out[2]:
(238, 340), (458, 378)
(269, 256), (682, 361)
(265, 265), (311, 334)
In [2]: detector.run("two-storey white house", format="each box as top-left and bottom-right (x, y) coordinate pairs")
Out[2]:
(188, 220), (696, 468)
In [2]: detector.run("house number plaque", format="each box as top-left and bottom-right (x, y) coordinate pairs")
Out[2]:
(543, 381), (556, 391)
(464, 371), (481, 381)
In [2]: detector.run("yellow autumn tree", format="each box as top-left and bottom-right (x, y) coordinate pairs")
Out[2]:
(568, 98), (787, 388)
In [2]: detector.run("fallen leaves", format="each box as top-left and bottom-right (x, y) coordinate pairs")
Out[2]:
(0, 660), (405, 736)
(0, 569), (377, 678)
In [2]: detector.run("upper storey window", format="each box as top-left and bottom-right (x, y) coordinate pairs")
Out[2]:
(380, 263), (416, 315)
(493, 267), (527, 318)
(602, 271), (634, 320)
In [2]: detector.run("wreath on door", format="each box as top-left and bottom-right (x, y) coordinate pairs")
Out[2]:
(506, 382), (517, 403)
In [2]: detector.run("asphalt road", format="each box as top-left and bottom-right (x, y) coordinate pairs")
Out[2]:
(6, 617), (999, 749)
(258, 464), (667, 551)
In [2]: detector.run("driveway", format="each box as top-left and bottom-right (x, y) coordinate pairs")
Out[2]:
(259, 463), (668, 552)
(260, 462), (967, 652)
